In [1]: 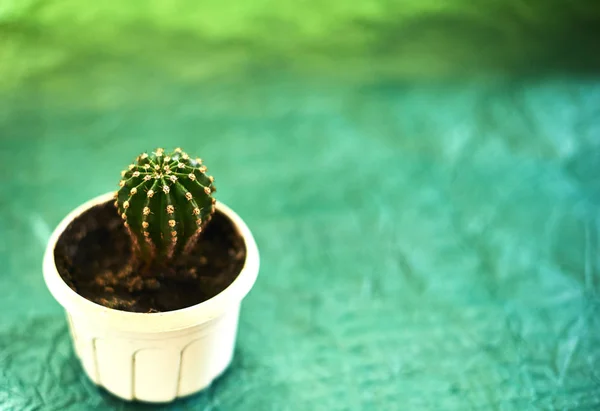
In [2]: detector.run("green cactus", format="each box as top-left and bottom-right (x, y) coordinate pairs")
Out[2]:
(115, 147), (216, 262)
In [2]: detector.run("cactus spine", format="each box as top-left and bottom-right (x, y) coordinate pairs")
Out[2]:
(115, 148), (216, 261)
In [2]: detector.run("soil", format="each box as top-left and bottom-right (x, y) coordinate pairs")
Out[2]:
(54, 200), (246, 313)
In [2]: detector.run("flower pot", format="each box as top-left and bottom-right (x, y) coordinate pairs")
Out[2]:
(43, 192), (259, 403)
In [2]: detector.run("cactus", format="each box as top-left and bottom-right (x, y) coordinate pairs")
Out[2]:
(115, 147), (216, 262)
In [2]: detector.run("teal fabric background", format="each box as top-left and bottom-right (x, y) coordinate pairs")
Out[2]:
(1, 1), (600, 410)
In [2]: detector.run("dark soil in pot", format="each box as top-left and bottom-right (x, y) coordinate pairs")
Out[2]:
(54, 200), (246, 313)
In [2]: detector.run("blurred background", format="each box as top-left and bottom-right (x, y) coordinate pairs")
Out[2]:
(1, 1), (600, 410)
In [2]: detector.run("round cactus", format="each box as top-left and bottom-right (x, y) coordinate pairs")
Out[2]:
(115, 148), (216, 261)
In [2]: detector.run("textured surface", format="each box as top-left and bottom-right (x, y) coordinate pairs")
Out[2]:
(2, 2), (600, 410)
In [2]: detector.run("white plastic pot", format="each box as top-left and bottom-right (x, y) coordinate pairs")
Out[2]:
(43, 192), (259, 403)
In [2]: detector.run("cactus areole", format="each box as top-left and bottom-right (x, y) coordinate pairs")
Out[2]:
(115, 148), (216, 263)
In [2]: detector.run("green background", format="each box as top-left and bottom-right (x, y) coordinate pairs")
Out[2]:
(1, 1), (600, 410)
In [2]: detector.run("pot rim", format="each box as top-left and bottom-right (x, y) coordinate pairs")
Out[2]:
(43, 192), (259, 333)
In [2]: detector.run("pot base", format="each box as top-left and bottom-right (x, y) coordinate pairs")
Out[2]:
(68, 304), (240, 402)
